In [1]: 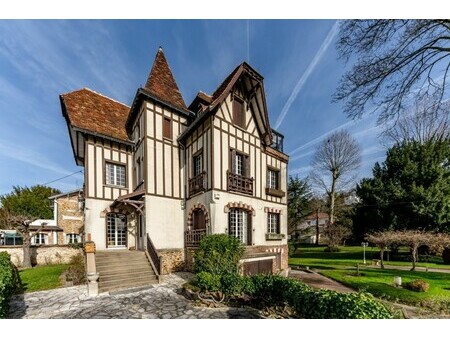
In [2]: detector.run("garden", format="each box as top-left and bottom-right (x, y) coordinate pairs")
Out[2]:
(289, 244), (450, 313)
(183, 234), (392, 319)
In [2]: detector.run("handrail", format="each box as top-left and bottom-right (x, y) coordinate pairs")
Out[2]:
(184, 229), (207, 247)
(146, 234), (161, 276)
(227, 171), (254, 195)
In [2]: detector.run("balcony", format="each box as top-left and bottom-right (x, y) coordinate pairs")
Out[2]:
(189, 172), (206, 196)
(227, 171), (254, 195)
(185, 229), (207, 247)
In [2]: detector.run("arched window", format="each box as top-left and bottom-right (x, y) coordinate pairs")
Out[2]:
(228, 209), (252, 245)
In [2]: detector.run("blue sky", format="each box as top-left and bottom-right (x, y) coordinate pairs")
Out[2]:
(0, 20), (387, 195)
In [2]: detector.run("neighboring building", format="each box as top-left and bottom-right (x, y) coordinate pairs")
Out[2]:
(294, 212), (329, 244)
(0, 189), (84, 246)
(60, 48), (289, 276)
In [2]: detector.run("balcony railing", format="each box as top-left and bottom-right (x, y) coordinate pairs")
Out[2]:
(185, 229), (207, 247)
(189, 172), (206, 196)
(227, 171), (254, 195)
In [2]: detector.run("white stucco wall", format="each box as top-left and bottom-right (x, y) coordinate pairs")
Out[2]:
(145, 195), (184, 250)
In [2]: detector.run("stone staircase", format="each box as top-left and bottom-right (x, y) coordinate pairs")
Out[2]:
(96, 250), (158, 294)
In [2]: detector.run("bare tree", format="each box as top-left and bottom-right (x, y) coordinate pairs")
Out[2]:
(366, 231), (397, 269)
(310, 130), (361, 225)
(335, 20), (450, 123)
(383, 97), (450, 144)
(0, 210), (37, 268)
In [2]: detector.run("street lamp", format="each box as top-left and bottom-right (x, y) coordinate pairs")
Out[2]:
(361, 242), (369, 264)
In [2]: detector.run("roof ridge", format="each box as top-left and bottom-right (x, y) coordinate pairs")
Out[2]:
(81, 88), (130, 108)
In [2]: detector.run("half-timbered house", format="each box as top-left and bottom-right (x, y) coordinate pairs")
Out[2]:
(60, 48), (289, 291)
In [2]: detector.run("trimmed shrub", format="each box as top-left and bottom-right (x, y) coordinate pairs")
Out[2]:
(442, 248), (450, 264)
(324, 246), (340, 252)
(405, 279), (429, 292)
(192, 271), (221, 292)
(220, 273), (255, 297)
(194, 234), (244, 275)
(249, 274), (391, 319)
(0, 252), (22, 318)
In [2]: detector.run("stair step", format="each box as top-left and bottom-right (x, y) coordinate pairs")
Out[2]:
(99, 268), (156, 278)
(96, 261), (151, 270)
(100, 270), (155, 282)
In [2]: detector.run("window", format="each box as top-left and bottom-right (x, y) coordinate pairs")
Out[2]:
(268, 169), (279, 190)
(33, 233), (47, 245)
(229, 209), (251, 245)
(193, 153), (202, 177)
(163, 117), (172, 139)
(233, 97), (245, 129)
(105, 162), (126, 187)
(233, 152), (245, 176)
(66, 233), (80, 244)
(268, 213), (280, 234)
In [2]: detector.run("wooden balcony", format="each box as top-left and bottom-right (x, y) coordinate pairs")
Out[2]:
(189, 172), (206, 196)
(227, 171), (254, 195)
(185, 229), (207, 247)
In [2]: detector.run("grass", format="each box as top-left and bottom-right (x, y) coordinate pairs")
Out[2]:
(18, 264), (70, 293)
(289, 245), (450, 308)
(289, 244), (450, 270)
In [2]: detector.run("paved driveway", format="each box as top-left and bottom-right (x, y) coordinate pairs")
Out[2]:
(9, 273), (260, 319)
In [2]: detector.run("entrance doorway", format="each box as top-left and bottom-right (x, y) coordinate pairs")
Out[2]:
(107, 213), (127, 248)
(192, 209), (206, 231)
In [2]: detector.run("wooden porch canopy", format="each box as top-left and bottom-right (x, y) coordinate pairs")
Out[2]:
(110, 190), (145, 215)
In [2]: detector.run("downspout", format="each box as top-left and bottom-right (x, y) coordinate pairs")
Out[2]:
(179, 142), (187, 235)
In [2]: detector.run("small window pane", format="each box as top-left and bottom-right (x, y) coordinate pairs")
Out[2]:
(229, 209), (249, 244)
(268, 213), (279, 234)
(106, 163), (126, 187)
(194, 154), (202, 176)
(234, 153), (245, 176)
(268, 170), (279, 189)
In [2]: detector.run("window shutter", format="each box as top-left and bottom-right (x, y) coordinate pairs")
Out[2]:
(163, 117), (171, 139)
(230, 149), (236, 173)
(247, 212), (252, 245)
(245, 155), (250, 178)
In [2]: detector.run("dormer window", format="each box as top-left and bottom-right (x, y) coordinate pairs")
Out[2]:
(233, 97), (246, 129)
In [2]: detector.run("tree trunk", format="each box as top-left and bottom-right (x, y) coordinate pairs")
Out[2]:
(380, 248), (385, 269)
(411, 247), (417, 271)
(22, 231), (32, 268)
(315, 208), (320, 246)
(329, 173), (337, 225)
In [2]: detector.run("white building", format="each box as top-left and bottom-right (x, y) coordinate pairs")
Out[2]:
(60, 48), (289, 276)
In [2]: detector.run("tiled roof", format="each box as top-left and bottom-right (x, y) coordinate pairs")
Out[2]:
(60, 88), (130, 142)
(145, 47), (187, 111)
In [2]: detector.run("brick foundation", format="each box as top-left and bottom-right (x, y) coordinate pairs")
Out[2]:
(185, 247), (198, 272)
(159, 249), (185, 274)
(244, 244), (289, 272)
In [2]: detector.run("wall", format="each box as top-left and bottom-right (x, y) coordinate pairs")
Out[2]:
(0, 245), (82, 267)
(144, 100), (187, 200)
(56, 193), (84, 243)
(159, 249), (185, 274)
(145, 195), (184, 250)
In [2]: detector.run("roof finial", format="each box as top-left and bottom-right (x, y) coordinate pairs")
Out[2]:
(158, 46), (163, 52)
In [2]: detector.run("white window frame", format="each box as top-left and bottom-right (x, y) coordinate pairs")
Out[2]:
(268, 213), (280, 234)
(268, 169), (279, 190)
(106, 162), (126, 187)
(66, 233), (80, 244)
(194, 153), (202, 177)
(229, 209), (248, 244)
(33, 233), (47, 245)
(234, 153), (245, 176)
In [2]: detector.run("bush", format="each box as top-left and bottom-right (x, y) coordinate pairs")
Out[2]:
(288, 241), (296, 257)
(442, 248), (450, 264)
(249, 274), (391, 319)
(0, 252), (22, 318)
(63, 254), (86, 285)
(324, 246), (340, 252)
(192, 271), (221, 292)
(194, 234), (244, 275)
(405, 279), (429, 292)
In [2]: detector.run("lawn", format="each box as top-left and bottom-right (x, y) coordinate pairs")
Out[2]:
(289, 244), (450, 270)
(19, 264), (70, 293)
(289, 245), (450, 308)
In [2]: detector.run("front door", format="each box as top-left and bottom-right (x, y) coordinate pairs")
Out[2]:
(193, 209), (206, 231)
(107, 213), (127, 248)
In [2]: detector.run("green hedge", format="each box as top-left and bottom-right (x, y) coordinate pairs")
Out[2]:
(193, 272), (392, 319)
(0, 252), (21, 318)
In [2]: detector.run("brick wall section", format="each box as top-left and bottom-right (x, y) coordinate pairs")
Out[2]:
(0, 245), (82, 267)
(185, 248), (198, 272)
(244, 244), (289, 272)
(159, 249), (185, 274)
(56, 194), (84, 238)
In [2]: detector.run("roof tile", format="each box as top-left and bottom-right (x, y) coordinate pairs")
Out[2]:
(61, 88), (130, 142)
